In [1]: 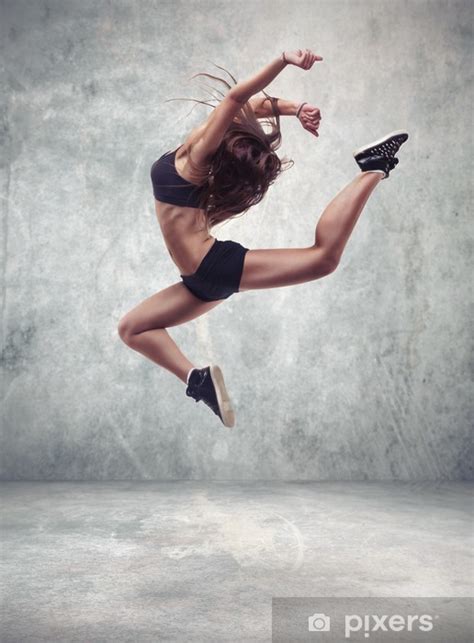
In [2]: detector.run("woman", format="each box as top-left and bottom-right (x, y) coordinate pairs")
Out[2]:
(118, 49), (408, 429)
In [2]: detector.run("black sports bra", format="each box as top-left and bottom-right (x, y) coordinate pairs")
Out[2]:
(150, 146), (207, 208)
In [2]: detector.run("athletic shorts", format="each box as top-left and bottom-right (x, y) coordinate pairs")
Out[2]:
(180, 239), (249, 302)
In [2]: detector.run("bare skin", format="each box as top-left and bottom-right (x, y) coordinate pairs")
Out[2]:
(118, 50), (384, 385)
(118, 168), (383, 383)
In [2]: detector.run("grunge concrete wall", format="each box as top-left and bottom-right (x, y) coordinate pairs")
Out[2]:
(1, 0), (472, 480)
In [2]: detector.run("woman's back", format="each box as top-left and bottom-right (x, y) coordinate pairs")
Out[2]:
(152, 144), (216, 277)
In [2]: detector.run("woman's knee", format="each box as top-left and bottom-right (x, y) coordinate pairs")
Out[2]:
(117, 316), (139, 345)
(118, 315), (167, 345)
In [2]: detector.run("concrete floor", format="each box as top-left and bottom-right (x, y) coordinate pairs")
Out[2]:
(1, 481), (472, 642)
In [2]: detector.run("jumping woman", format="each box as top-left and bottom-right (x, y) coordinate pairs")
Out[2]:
(118, 49), (408, 428)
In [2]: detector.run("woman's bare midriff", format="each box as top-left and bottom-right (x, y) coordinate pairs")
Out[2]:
(153, 146), (216, 277)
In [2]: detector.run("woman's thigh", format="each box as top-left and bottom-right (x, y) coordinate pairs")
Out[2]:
(239, 245), (335, 291)
(119, 282), (224, 336)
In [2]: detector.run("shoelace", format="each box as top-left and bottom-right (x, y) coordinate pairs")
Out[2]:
(381, 156), (399, 178)
(369, 137), (403, 159)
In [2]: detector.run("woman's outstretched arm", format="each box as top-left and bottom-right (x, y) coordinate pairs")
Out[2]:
(229, 55), (288, 103)
(229, 49), (322, 103)
(248, 96), (300, 117)
(246, 96), (322, 137)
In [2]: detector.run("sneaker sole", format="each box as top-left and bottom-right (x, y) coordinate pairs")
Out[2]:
(209, 364), (235, 428)
(353, 130), (409, 158)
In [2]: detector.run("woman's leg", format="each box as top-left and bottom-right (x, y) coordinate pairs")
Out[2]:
(239, 171), (383, 291)
(118, 282), (224, 383)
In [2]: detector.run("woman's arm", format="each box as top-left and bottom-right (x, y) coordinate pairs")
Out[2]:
(229, 56), (288, 103)
(229, 49), (322, 104)
(248, 96), (299, 117)
(246, 96), (321, 136)
(246, 96), (322, 137)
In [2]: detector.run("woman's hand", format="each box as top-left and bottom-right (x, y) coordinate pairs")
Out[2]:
(297, 103), (322, 137)
(284, 49), (323, 69)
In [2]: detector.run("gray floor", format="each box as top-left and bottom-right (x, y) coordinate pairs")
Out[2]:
(1, 481), (472, 642)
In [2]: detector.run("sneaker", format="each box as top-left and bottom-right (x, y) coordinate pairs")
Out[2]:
(186, 365), (235, 428)
(356, 154), (399, 180)
(353, 130), (409, 161)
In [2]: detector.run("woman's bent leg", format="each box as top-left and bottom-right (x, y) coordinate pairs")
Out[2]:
(239, 171), (382, 291)
(118, 282), (224, 383)
(314, 171), (382, 260)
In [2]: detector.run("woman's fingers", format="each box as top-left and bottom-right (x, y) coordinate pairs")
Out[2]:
(302, 123), (320, 134)
(301, 117), (320, 136)
(298, 103), (322, 137)
(304, 50), (322, 69)
(302, 114), (321, 126)
(286, 48), (323, 69)
(302, 49), (313, 69)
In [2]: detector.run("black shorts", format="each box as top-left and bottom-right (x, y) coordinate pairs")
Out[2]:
(180, 239), (249, 302)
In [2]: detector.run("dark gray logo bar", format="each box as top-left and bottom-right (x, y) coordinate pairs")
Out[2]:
(272, 597), (473, 642)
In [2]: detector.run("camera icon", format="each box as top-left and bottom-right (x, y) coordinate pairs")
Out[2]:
(308, 613), (331, 632)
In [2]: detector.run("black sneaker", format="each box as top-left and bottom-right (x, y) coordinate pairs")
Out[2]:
(186, 365), (235, 428)
(353, 130), (409, 161)
(355, 154), (399, 180)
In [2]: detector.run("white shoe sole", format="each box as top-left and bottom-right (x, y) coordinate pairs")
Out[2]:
(209, 364), (235, 428)
(362, 169), (387, 177)
(353, 129), (409, 158)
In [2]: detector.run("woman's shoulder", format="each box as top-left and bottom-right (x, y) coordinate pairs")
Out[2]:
(175, 143), (210, 185)
(181, 122), (207, 151)
(177, 124), (214, 183)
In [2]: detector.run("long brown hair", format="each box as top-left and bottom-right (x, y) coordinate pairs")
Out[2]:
(165, 63), (294, 230)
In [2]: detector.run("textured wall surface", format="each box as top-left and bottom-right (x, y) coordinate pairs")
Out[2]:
(1, 0), (472, 480)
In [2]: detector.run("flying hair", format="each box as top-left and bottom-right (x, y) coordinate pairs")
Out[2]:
(163, 61), (294, 230)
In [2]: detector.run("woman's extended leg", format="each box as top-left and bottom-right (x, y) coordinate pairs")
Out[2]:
(239, 171), (383, 291)
(118, 283), (224, 383)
